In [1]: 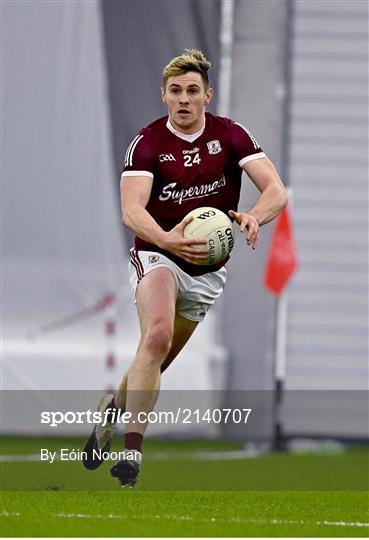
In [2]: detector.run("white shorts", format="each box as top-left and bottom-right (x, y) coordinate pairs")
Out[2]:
(128, 249), (227, 322)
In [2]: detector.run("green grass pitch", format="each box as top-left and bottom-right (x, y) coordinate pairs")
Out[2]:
(1, 436), (368, 537)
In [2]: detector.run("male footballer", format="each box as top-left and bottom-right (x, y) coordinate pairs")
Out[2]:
(83, 49), (287, 486)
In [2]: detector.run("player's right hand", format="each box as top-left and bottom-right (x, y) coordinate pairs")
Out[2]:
(159, 216), (209, 264)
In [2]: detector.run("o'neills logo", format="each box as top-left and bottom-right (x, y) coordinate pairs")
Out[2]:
(158, 175), (226, 205)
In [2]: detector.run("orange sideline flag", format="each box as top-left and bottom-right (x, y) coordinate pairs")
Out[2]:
(264, 205), (298, 295)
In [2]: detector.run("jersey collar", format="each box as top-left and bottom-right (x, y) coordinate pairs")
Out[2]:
(166, 118), (205, 143)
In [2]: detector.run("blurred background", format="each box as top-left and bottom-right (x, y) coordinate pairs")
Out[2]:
(2, 0), (368, 445)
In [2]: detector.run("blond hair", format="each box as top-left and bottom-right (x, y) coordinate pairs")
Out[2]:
(162, 49), (212, 89)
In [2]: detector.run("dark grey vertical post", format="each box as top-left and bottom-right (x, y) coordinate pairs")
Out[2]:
(221, 0), (289, 441)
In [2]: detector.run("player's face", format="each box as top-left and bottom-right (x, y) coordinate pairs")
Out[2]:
(162, 72), (213, 134)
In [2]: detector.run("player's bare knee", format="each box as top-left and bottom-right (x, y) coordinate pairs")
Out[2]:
(142, 322), (173, 359)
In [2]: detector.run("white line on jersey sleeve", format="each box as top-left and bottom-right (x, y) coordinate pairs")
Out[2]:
(234, 122), (260, 149)
(238, 152), (266, 167)
(121, 170), (154, 179)
(124, 134), (144, 167)
(124, 135), (139, 166)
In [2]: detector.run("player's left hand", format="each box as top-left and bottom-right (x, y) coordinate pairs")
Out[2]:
(228, 210), (260, 249)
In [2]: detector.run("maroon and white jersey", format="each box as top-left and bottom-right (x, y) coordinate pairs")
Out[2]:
(122, 112), (265, 276)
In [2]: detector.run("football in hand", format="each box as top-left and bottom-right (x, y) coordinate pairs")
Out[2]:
(183, 207), (234, 265)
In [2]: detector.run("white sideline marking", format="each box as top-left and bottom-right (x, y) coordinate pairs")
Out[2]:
(1, 510), (368, 528)
(0, 449), (263, 462)
(1, 454), (41, 462)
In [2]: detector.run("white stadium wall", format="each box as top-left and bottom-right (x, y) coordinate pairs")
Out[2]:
(282, 0), (368, 437)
